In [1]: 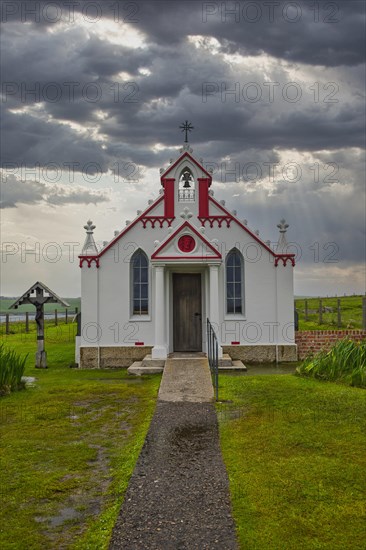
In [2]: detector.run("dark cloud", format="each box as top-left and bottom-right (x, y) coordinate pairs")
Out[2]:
(0, 175), (110, 208)
(0, 0), (365, 282)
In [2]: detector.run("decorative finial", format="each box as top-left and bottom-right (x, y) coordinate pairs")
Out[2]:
(277, 219), (289, 252)
(255, 230), (259, 236)
(232, 210), (237, 216)
(160, 168), (164, 174)
(84, 220), (95, 233)
(277, 219), (289, 233)
(114, 230), (119, 236)
(137, 210), (142, 216)
(179, 120), (194, 143)
(220, 200), (226, 206)
(82, 220), (98, 255)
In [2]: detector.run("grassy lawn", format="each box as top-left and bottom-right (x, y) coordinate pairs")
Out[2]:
(0, 323), (160, 549)
(295, 295), (364, 330)
(217, 374), (366, 550)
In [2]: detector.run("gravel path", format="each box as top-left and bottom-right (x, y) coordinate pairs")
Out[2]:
(109, 401), (238, 549)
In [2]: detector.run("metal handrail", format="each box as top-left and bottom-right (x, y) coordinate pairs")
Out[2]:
(206, 318), (219, 401)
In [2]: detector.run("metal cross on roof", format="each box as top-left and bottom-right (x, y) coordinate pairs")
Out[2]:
(179, 120), (194, 143)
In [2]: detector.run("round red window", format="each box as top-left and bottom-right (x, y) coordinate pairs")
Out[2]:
(178, 235), (196, 253)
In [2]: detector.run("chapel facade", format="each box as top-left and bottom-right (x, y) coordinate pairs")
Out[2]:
(77, 141), (297, 368)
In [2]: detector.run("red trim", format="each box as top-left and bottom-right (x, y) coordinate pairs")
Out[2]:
(135, 342), (144, 346)
(199, 216), (233, 228)
(163, 178), (175, 217)
(141, 217), (175, 228)
(161, 152), (212, 182)
(198, 178), (210, 217)
(231, 341), (240, 345)
(78, 195), (164, 262)
(151, 221), (222, 260)
(152, 256), (220, 260)
(275, 255), (296, 267)
(79, 257), (100, 269)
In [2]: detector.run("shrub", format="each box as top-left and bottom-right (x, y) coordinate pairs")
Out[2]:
(296, 339), (366, 388)
(0, 344), (28, 395)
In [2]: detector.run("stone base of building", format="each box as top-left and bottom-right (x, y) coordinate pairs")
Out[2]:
(79, 346), (153, 369)
(222, 344), (298, 363)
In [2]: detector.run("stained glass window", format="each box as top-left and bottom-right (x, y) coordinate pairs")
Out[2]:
(226, 250), (243, 314)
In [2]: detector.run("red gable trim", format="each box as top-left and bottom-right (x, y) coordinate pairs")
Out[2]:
(208, 196), (295, 266)
(161, 152), (212, 182)
(151, 220), (222, 260)
(79, 195), (164, 262)
(79, 257), (100, 268)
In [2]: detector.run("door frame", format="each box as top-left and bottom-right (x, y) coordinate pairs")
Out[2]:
(172, 273), (202, 352)
(167, 265), (208, 354)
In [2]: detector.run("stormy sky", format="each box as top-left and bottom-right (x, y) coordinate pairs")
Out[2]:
(1, 0), (365, 297)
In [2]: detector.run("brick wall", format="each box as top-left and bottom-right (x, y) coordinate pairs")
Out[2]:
(295, 330), (366, 360)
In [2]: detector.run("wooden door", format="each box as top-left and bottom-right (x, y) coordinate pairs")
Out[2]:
(173, 274), (202, 352)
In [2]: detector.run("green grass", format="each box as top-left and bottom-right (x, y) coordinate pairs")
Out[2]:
(296, 339), (366, 388)
(295, 295), (364, 330)
(0, 344), (28, 395)
(217, 374), (366, 550)
(0, 324), (160, 549)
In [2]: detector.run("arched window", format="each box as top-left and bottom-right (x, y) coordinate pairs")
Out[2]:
(226, 249), (244, 314)
(131, 250), (149, 315)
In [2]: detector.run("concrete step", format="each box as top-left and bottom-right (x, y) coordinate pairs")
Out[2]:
(218, 353), (233, 368)
(141, 354), (165, 369)
(128, 361), (164, 376)
(219, 360), (247, 371)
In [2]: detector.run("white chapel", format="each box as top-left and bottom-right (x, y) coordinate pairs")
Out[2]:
(77, 136), (297, 368)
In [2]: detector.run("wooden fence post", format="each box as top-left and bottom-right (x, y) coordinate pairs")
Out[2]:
(363, 297), (366, 330)
(337, 298), (341, 328)
(305, 299), (308, 321)
(5, 314), (9, 334)
(55, 309), (58, 326)
(319, 298), (323, 325)
(25, 311), (29, 333)
(65, 309), (68, 324)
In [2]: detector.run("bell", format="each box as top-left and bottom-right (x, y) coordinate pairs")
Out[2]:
(182, 170), (191, 188)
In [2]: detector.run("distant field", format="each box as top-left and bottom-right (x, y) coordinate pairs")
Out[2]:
(0, 297), (80, 315)
(295, 295), (365, 330)
(1, 295), (364, 330)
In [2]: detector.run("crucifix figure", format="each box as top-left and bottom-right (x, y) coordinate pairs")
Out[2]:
(10, 282), (69, 368)
(179, 120), (194, 143)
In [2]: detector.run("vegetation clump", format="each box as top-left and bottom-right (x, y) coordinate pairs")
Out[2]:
(0, 344), (28, 395)
(296, 339), (366, 387)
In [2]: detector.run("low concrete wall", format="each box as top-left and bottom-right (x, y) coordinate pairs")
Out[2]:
(222, 344), (297, 363)
(295, 330), (366, 360)
(79, 346), (153, 368)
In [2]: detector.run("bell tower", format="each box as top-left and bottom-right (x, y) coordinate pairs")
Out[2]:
(160, 123), (212, 220)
